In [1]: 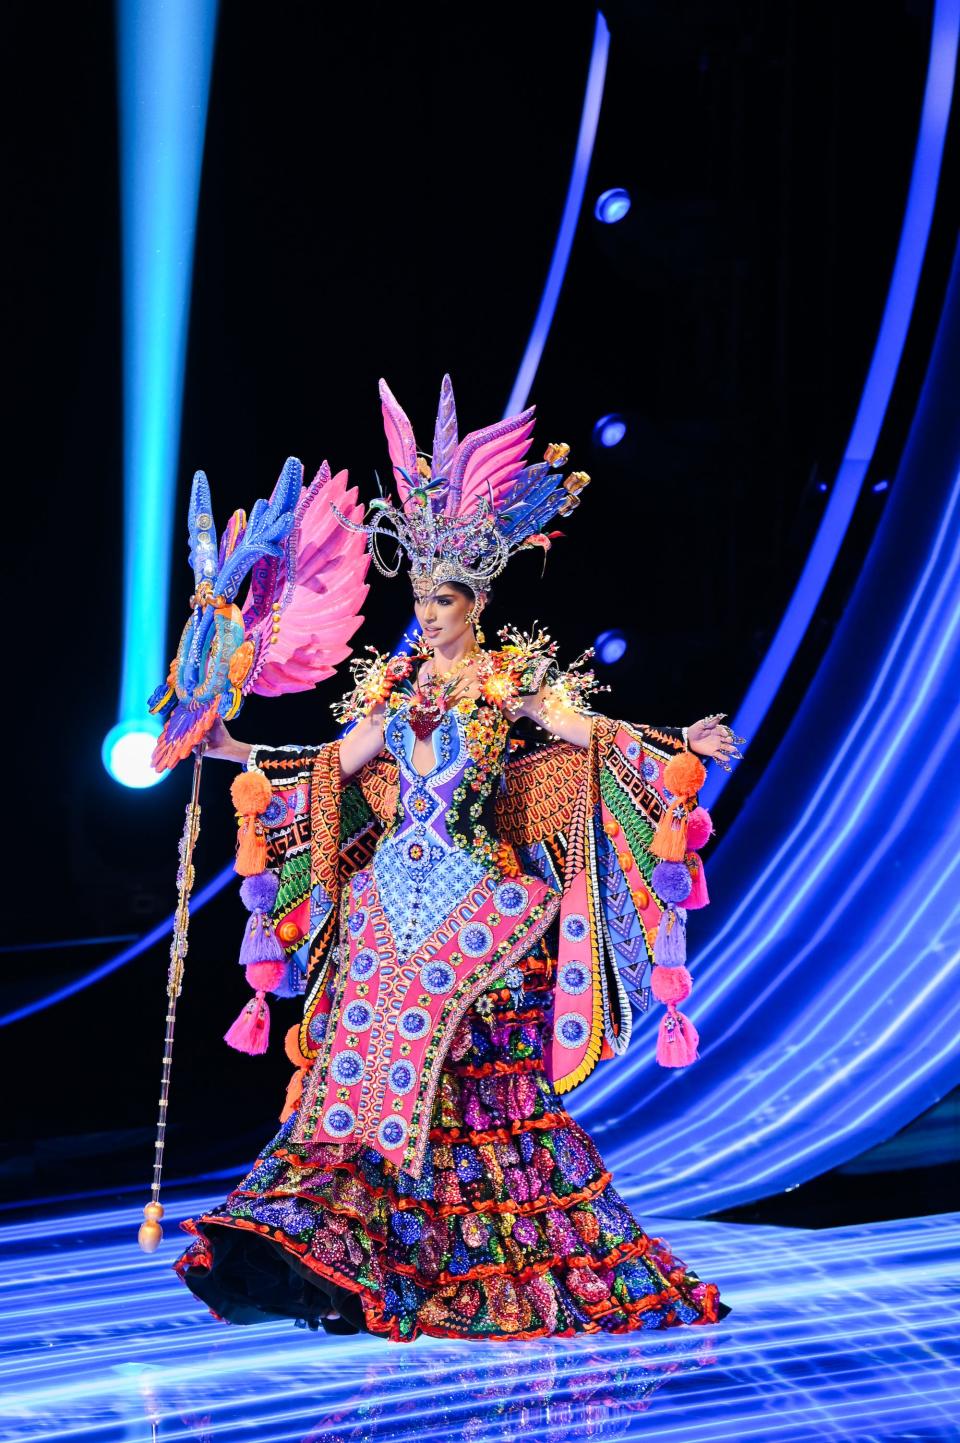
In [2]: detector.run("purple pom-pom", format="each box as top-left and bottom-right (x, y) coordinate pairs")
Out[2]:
(240, 871), (280, 913)
(651, 860), (692, 904)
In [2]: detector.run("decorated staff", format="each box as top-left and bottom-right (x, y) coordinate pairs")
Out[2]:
(136, 459), (370, 1251)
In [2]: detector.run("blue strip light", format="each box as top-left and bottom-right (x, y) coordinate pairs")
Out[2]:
(1, 1201), (958, 1438)
(703, 0), (959, 808)
(1, 10), (612, 1022)
(578, 234), (960, 1216)
(503, 11), (610, 417)
(105, 0), (220, 788)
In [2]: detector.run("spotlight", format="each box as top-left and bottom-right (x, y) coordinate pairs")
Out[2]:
(102, 719), (166, 789)
(593, 414), (627, 448)
(873, 479), (890, 493)
(595, 630), (628, 664)
(594, 187), (631, 224)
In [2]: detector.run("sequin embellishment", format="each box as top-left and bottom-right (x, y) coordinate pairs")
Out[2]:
(458, 922), (493, 958)
(558, 961), (590, 995)
(555, 1012), (590, 1049)
(322, 1103), (357, 1137)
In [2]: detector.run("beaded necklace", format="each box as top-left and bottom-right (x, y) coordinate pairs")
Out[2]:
(409, 647), (486, 739)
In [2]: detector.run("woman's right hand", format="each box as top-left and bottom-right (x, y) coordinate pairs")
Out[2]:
(197, 716), (251, 763)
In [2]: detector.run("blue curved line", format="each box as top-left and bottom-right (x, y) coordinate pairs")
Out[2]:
(0, 866), (234, 1028)
(504, 11), (610, 417)
(703, 0), (960, 809)
(4, 15), (613, 1027)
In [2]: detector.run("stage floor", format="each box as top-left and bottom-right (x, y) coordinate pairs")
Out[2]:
(1, 1184), (957, 1442)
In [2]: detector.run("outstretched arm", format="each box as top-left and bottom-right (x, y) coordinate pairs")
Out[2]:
(509, 688), (741, 764)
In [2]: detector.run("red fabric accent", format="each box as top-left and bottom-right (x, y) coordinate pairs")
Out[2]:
(427, 1110), (571, 1144)
(231, 1160), (615, 1221)
(176, 1212), (720, 1343)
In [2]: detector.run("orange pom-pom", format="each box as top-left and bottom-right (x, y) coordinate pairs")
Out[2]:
(231, 769), (272, 816)
(284, 1023), (310, 1068)
(663, 751), (706, 800)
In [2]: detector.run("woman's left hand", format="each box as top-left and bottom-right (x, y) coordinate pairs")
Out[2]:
(687, 714), (744, 769)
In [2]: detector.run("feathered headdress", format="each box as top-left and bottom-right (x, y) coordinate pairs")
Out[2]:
(332, 375), (590, 598)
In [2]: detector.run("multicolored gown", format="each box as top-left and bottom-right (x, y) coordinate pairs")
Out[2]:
(174, 669), (730, 1341)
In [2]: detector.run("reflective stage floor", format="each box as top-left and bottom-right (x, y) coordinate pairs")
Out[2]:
(1, 1185), (957, 1442)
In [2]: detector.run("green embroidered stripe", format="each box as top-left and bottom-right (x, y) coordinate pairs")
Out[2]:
(277, 849), (310, 914)
(340, 782), (375, 842)
(599, 769), (657, 886)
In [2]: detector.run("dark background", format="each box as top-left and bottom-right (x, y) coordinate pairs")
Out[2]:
(3, 0), (957, 1220)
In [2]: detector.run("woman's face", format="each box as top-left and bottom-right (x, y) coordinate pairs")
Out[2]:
(414, 584), (481, 648)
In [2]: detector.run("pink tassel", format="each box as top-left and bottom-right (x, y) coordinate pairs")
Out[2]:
(656, 1003), (700, 1067)
(684, 853), (710, 909)
(224, 990), (270, 1055)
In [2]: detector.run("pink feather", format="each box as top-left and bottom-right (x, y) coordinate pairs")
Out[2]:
(448, 408), (536, 515)
(379, 377), (419, 506)
(244, 465), (370, 698)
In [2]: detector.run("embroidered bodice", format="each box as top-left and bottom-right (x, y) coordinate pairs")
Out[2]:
(372, 696), (513, 961)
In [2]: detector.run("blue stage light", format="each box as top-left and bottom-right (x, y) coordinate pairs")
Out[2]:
(2, 1197), (958, 1441)
(703, 0), (959, 808)
(595, 629), (628, 663)
(594, 186), (632, 224)
(873, 478), (890, 492)
(593, 414), (627, 448)
(505, 13), (610, 416)
(102, 718), (164, 790)
(108, 0), (220, 788)
(579, 222), (960, 1217)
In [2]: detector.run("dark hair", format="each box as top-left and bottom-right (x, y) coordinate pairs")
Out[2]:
(437, 581), (493, 604)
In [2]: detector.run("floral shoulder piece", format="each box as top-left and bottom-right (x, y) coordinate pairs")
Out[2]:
(330, 644), (422, 724)
(495, 622), (610, 718)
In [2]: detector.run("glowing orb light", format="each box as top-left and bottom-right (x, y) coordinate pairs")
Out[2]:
(595, 629), (628, 664)
(594, 187), (631, 224)
(593, 414), (627, 448)
(102, 720), (165, 789)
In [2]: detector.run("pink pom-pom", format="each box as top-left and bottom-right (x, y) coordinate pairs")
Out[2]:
(224, 991), (270, 1055)
(684, 853), (710, 909)
(656, 1004), (700, 1067)
(651, 964), (692, 1004)
(686, 806), (714, 851)
(244, 960), (287, 992)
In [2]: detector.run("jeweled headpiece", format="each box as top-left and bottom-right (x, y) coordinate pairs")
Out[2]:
(332, 375), (590, 599)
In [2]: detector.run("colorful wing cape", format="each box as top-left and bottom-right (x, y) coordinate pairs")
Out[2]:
(148, 458), (370, 772)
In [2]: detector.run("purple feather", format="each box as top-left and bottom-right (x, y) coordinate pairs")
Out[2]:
(431, 373), (459, 481)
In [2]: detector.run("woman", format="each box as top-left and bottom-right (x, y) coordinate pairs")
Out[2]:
(173, 377), (740, 1341)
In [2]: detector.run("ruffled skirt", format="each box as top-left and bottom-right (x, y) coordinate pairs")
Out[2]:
(174, 944), (729, 1342)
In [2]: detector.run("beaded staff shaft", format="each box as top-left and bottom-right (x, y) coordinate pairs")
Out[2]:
(137, 747), (204, 1252)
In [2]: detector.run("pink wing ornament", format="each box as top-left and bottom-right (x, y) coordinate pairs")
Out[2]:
(148, 457), (370, 772)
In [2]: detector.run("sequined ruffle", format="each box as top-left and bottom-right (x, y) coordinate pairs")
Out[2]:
(174, 949), (726, 1342)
